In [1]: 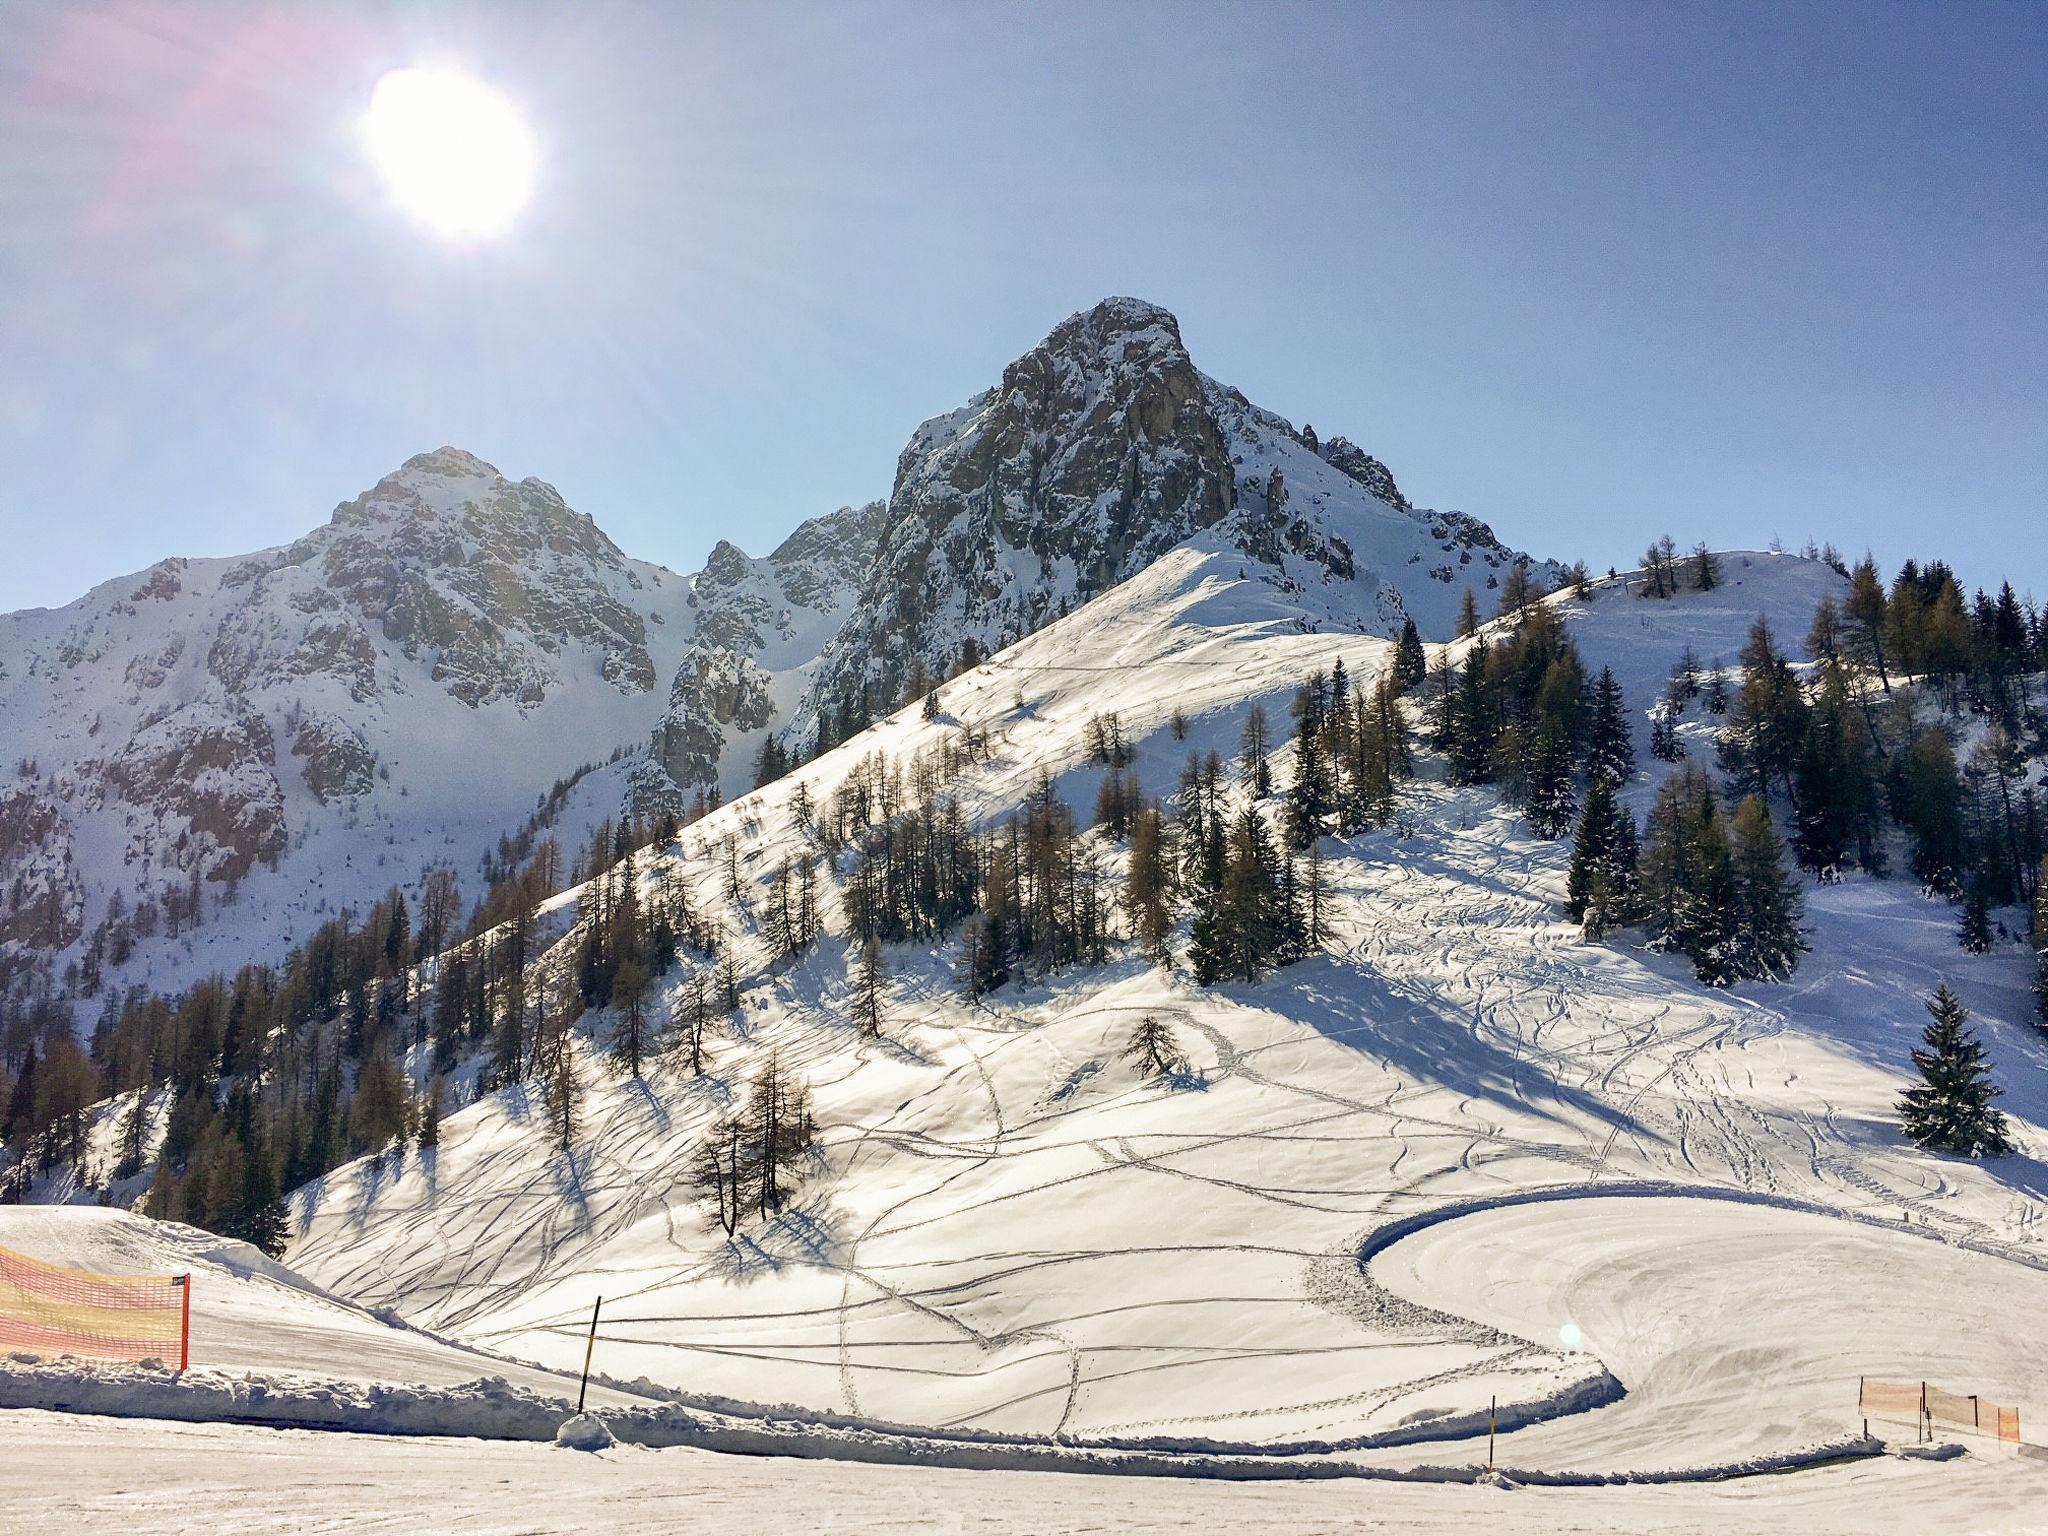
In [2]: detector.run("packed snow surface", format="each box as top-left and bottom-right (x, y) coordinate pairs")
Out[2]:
(269, 552), (2044, 1480)
(1, 1408), (2043, 1535)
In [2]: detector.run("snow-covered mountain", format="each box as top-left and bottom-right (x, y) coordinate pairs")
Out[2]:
(797, 297), (1559, 736)
(1, 298), (1554, 998)
(0, 448), (704, 998)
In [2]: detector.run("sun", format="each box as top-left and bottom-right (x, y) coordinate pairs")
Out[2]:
(364, 68), (535, 240)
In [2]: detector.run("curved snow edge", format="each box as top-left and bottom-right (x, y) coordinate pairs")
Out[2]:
(0, 1358), (1882, 1484)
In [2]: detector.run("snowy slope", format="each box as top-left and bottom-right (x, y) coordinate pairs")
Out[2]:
(278, 546), (2047, 1477)
(0, 1206), (646, 1406)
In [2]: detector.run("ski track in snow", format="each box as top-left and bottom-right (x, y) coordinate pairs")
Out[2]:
(13, 553), (2044, 1508)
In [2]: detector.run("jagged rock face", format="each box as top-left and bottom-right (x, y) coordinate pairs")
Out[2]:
(810, 299), (1238, 711)
(798, 298), (1561, 731)
(637, 501), (884, 814)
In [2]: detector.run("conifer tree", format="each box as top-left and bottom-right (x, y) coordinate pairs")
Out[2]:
(677, 970), (713, 1075)
(1566, 777), (1637, 933)
(610, 958), (652, 1077)
(1392, 618), (1427, 693)
(1240, 705), (1273, 797)
(2034, 860), (2048, 1033)
(545, 1017), (581, 1154)
(1585, 667), (1635, 790)
(1703, 665), (1729, 715)
(1124, 804), (1175, 961)
(1843, 555), (1892, 692)
(1523, 719), (1578, 839)
(417, 1076), (442, 1149)
(1456, 586), (1481, 639)
(1122, 1017), (1183, 1079)
(1286, 727), (1335, 849)
(853, 938), (887, 1039)
(1898, 985), (2013, 1157)
(1957, 886), (1993, 955)
(1729, 794), (1805, 979)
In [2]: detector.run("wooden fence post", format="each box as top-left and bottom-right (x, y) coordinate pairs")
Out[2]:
(576, 1296), (602, 1415)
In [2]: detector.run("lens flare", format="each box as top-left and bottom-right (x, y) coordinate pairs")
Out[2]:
(364, 68), (535, 240)
(1559, 1322), (1583, 1350)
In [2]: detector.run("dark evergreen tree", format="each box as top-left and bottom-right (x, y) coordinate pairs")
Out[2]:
(1565, 777), (1637, 933)
(1392, 618), (1427, 693)
(1523, 719), (1577, 839)
(1240, 705), (1273, 797)
(1957, 886), (1993, 955)
(1121, 1017), (1183, 1079)
(853, 938), (886, 1039)
(1729, 794), (1805, 979)
(1585, 667), (1635, 790)
(1897, 985), (2013, 1157)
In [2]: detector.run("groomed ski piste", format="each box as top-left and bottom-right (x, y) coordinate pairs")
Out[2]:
(5, 549), (2046, 1532)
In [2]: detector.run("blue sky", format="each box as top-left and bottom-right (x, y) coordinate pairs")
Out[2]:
(1, 1), (2042, 613)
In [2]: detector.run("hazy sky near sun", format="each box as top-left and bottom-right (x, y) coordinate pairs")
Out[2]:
(1, 1), (2042, 613)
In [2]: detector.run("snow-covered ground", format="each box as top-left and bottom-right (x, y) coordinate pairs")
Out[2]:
(1, 1408), (2042, 1535)
(266, 552), (2045, 1472)
(6, 551), (2043, 1528)
(0, 1206), (647, 1408)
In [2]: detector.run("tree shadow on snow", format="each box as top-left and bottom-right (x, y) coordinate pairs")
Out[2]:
(702, 1193), (849, 1282)
(1263, 953), (1658, 1151)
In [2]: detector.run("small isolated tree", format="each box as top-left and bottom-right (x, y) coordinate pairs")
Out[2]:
(1898, 985), (2013, 1157)
(853, 938), (886, 1039)
(1122, 1016), (1183, 1079)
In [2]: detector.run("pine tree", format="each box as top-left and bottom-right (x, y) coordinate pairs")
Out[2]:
(1392, 618), (1427, 693)
(1957, 886), (1993, 954)
(1585, 667), (1635, 790)
(1523, 719), (1577, 839)
(1566, 777), (1637, 932)
(1122, 1017), (1183, 1079)
(545, 1017), (581, 1154)
(1285, 726), (1335, 849)
(1897, 985), (2013, 1157)
(1240, 705), (1273, 797)
(677, 970), (713, 1075)
(417, 1076), (442, 1149)
(853, 938), (886, 1039)
(1729, 794), (1805, 979)
(1456, 586), (1481, 639)
(1125, 805), (1175, 962)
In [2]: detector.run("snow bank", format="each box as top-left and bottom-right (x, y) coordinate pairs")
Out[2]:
(0, 1354), (1887, 1487)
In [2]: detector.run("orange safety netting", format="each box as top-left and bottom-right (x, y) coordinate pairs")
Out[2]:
(1860, 1378), (2021, 1445)
(0, 1244), (188, 1366)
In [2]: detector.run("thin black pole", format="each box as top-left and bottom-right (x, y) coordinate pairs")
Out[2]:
(577, 1296), (602, 1415)
(1488, 1394), (1496, 1469)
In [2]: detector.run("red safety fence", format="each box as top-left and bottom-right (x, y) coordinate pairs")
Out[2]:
(1860, 1377), (2021, 1445)
(0, 1244), (190, 1369)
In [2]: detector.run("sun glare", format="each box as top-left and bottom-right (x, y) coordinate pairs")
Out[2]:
(365, 68), (535, 240)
